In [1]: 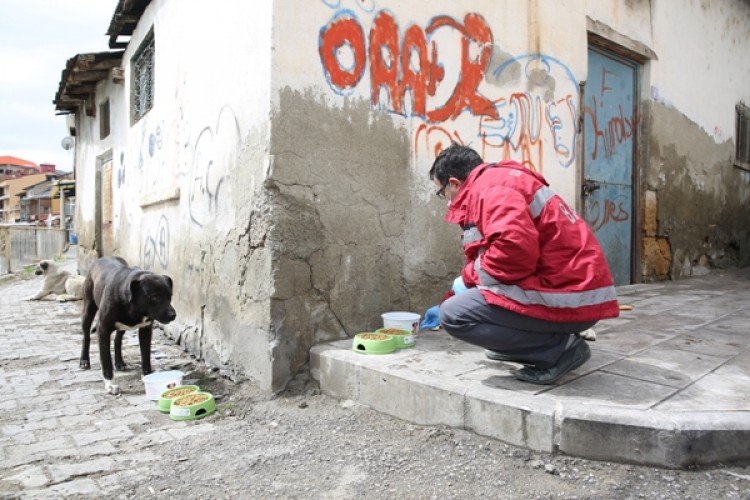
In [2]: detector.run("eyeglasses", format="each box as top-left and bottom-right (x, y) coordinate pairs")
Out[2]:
(435, 184), (447, 199)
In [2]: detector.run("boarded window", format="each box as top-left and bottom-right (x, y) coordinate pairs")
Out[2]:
(99, 99), (110, 139)
(131, 30), (155, 124)
(736, 103), (750, 171)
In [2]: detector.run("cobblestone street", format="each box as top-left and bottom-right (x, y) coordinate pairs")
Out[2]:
(0, 254), (224, 497)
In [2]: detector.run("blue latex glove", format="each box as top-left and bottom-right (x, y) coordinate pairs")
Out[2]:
(420, 304), (441, 330)
(420, 278), (468, 331)
(451, 276), (468, 294)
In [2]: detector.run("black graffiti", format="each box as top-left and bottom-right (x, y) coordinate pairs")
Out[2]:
(142, 214), (169, 270)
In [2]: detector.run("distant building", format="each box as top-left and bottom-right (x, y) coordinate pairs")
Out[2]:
(0, 174), (48, 223)
(0, 157), (64, 224)
(0, 155), (43, 179)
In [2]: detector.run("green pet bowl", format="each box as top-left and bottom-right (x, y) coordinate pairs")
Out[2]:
(352, 332), (397, 355)
(169, 391), (216, 421)
(158, 385), (201, 413)
(376, 327), (416, 349)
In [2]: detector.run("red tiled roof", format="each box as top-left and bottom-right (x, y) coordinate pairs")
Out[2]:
(0, 156), (39, 169)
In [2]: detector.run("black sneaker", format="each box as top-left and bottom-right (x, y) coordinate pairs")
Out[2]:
(513, 337), (591, 385)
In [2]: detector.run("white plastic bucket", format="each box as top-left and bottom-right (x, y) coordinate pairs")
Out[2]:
(381, 311), (421, 336)
(143, 370), (184, 400)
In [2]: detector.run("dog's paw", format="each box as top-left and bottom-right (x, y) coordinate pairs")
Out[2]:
(578, 328), (597, 341)
(80, 359), (91, 370)
(104, 380), (121, 395)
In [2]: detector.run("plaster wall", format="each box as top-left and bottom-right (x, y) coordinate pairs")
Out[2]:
(645, 0), (750, 278)
(650, 0), (750, 144)
(75, 0), (277, 387)
(272, 0), (590, 204)
(266, 0), (750, 383)
(265, 0), (602, 386)
(71, 0), (750, 392)
(550, 0), (750, 279)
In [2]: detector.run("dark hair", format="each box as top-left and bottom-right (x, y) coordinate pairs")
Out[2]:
(428, 143), (483, 185)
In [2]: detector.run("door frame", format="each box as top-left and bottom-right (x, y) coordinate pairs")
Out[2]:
(582, 29), (652, 285)
(94, 151), (113, 258)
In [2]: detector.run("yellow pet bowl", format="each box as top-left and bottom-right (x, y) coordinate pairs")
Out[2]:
(352, 332), (397, 355)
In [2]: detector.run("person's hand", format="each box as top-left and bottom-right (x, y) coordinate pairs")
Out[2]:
(420, 305), (441, 330)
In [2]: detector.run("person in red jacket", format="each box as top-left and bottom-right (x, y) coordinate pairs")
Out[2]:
(429, 144), (619, 384)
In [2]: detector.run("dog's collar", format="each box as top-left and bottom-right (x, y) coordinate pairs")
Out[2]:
(114, 317), (153, 330)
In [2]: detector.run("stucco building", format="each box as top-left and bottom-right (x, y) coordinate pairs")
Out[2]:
(54, 0), (750, 392)
(0, 174), (48, 223)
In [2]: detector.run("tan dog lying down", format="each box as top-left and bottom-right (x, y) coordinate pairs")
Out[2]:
(25, 259), (85, 302)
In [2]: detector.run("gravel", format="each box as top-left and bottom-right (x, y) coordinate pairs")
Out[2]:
(115, 368), (750, 499)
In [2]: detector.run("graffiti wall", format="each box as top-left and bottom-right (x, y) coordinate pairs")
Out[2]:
(74, 0), (277, 388)
(68, 0), (750, 392)
(298, 1), (586, 203)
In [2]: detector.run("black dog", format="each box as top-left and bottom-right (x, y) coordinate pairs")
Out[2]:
(80, 256), (176, 395)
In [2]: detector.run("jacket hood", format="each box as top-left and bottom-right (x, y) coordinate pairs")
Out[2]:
(444, 160), (548, 225)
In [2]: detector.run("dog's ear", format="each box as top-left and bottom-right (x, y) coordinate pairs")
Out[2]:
(122, 277), (140, 303)
(163, 275), (173, 293)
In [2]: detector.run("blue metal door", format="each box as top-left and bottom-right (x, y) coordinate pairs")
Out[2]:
(583, 48), (638, 285)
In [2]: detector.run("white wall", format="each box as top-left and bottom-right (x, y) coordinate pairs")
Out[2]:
(76, 0), (277, 387)
(71, 0), (750, 391)
(650, 0), (750, 144)
(273, 0), (590, 206)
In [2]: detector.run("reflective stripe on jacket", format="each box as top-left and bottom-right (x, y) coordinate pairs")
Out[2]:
(445, 160), (620, 323)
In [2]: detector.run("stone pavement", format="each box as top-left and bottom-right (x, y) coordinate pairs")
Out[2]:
(0, 250), (213, 498)
(311, 268), (750, 469)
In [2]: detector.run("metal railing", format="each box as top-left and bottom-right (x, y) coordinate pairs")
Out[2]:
(0, 225), (69, 274)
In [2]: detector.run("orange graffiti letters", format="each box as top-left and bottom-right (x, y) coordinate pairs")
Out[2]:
(319, 10), (498, 123)
(587, 198), (630, 232)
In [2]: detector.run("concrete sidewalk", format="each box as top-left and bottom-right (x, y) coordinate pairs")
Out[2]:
(311, 268), (750, 468)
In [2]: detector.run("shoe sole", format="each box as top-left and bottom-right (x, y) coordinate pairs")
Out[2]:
(514, 340), (591, 385)
(484, 349), (515, 362)
(484, 350), (533, 365)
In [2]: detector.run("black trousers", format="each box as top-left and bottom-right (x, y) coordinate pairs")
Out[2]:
(439, 288), (596, 368)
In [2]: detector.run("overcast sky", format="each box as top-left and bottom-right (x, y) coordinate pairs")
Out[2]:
(0, 0), (118, 172)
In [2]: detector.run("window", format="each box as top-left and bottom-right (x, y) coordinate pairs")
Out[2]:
(131, 30), (155, 124)
(736, 102), (750, 171)
(99, 99), (110, 139)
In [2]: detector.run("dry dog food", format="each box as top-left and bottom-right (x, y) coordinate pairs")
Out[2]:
(358, 333), (391, 341)
(173, 393), (210, 406)
(162, 387), (198, 399)
(379, 328), (410, 335)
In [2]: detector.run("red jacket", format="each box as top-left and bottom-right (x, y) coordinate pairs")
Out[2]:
(445, 161), (619, 323)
